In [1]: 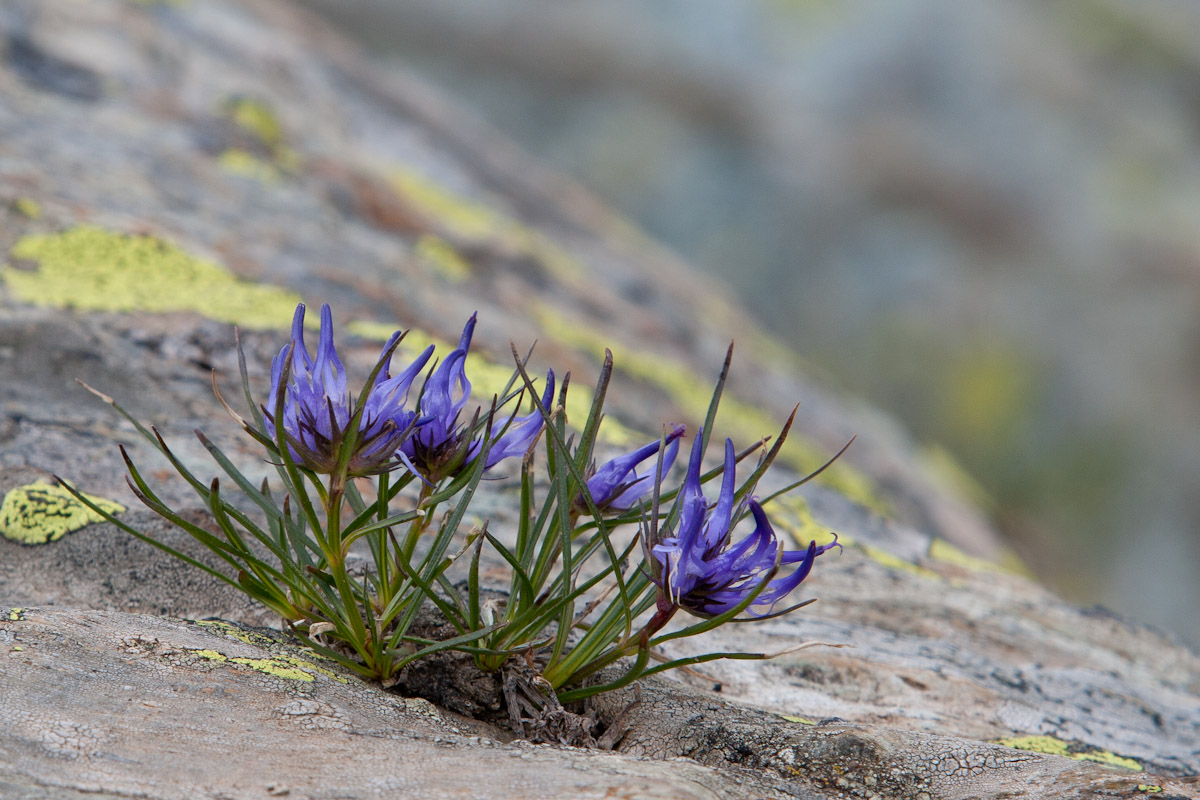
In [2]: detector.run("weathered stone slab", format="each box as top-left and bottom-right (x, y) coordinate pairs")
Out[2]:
(0, 607), (791, 800)
(0, 1), (1196, 798)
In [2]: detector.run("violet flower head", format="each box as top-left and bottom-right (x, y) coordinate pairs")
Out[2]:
(578, 425), (685, 514)
(400, 313), (554, 481)
(266, 303), (433, 476)
(649, 432), (840, 619)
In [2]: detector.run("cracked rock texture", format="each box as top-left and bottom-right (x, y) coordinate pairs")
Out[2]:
(0, 1), (1197, 798)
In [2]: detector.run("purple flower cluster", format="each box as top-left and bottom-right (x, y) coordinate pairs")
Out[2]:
(267, 304), (549, 481)
(399, 313), (554, 482)
(649, 431), (840, 619)
(578, 424), (685, 513)
(265, 303), (837, 626)
(266, 304), (432, 476)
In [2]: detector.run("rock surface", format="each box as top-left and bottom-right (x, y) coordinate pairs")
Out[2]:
(0, 1), (1197, 798)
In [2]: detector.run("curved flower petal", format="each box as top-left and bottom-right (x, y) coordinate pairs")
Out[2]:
(481, 369), (554, 469)
(648, 428), (839, 620)
(400, 312), (558, 482)
(585, 424), (685, 512)
(701, 438), (737, 550)
(264, 303), (429, 476)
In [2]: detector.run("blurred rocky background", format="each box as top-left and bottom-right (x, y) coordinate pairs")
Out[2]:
(297, 0), (1200, 649)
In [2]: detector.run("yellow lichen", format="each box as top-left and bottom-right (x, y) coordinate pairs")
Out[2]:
(783, 501), (931, 580)
(277, 654), (348, 684)
(230, 657), (314, 682)
(191, 620), (348, 682)
(386, 166), (585, 282)
(0, 482), (124, 545)
(928, 539), (1032, 579)
(5, 226), (301, 330)
(218, 148), (281, 184)
(769, 494), (848, 551)
(5, 608), (26, 621)
(345, 319), (427, 347)
(191, 647), (315, 682)
(533, 304), (885, 510)
(570, 394), (643, 448)
(523, 235), (587, 283)
(927, 539), (998, 573)
(858, 543), (943, 582)
(224, 97), (285, 151)
(779, 714), (817, 725)
(995, 735), (1143, 772)
(14, 197), (42, 220)
(389, 167), (513, 243)
(218, 97), (301, 172)
(192, 619), (276, 648)
(414, 235), (471, 283)
(1136, 785), (1163, 793)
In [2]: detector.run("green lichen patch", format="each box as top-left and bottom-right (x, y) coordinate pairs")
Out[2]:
(13, 197), (42, 219)
(218, 97), (301, 173)
(769, 494), (849, 551)
(534, 304), (885, 511)
(387, 166), (585, 282)
(775, 494), (934, 580)
(189, 620), (348, 683)
(223, 97), (284, 151)
(414, 235), (471, 283)
(218, 148), (281, 184)
(191, 647), (315, 681)
(4, 226), (301, 330)
(4, 608), (26, 621)
(995, 735), (1143, 772)
(276, 653), (349, 684)
(229, 657), (314, 682)
(0, 482), (124, 545)
(859, 544), (943, 582)
(192, 619), (280, 649)
(389, 167), (514, 244)
(921, 537), (1027, 575)
(1137, 786), (1163, 793)
(778, 714), (817, 725)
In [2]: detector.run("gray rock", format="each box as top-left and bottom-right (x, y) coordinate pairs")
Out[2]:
(0, 1), (1195, 798)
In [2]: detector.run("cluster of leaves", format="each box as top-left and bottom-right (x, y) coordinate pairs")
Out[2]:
(69, 304), (844, 705)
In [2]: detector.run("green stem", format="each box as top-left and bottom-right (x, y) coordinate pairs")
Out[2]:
(545, 591), (673, 689)
(324, 472), (372, 672)
(398, 482), (434, 577)
(326, 474), (345, 567)
(374, 472), (391, 605)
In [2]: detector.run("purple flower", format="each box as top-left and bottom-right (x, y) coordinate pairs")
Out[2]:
(400, 313), (554, 481)
(578, 425), (685, 514)
(649, 432), (840, 619)
(266, 303), (432, 476)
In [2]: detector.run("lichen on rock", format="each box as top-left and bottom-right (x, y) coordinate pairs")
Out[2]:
(0, 482), (124, 545)
(5, 226), (301, 330)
